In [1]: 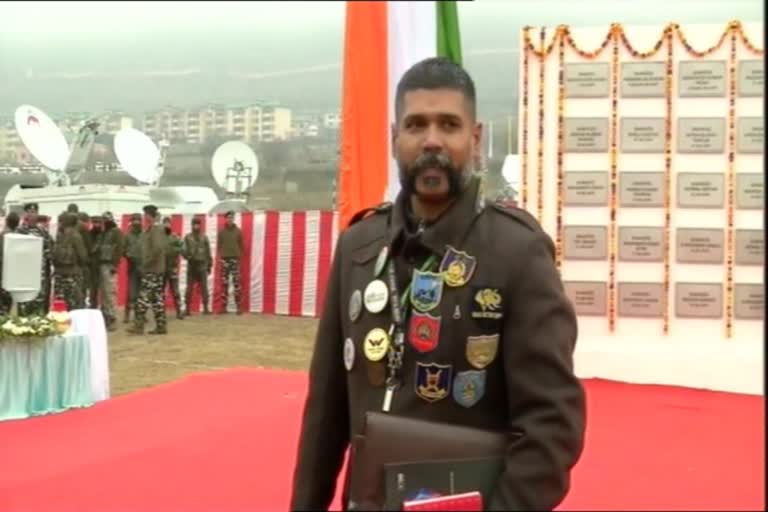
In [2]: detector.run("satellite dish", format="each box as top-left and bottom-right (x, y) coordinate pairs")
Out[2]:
(501, 154), (519, 186)
(211, 141), (259, 196)
(113, 128), (161, 185)
(14, 105), (70, 172)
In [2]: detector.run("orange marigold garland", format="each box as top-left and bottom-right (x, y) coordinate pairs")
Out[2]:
(555, 28), (565, 271)
(608, 26), (620, 332)
(536, 27), (547, 223)
(522, 27), (531, 210)
(661, 26), (674, 335)
(725, 27), (738, 338)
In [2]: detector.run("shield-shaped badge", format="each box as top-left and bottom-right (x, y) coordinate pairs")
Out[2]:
(452, 370), (486, 408)
(466, 334), (500, 369)
(440, 246), (477, 287)
(415, 362), (452, 402)
(410, 270), (444, 312)
(408, 312), (441, 353)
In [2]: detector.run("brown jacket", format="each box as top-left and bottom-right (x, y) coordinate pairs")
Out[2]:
(141, 223), (167, 274)
(290, 177), (585, 511)
(217, 224), (243, 259)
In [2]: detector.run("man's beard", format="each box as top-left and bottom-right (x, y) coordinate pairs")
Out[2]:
(398, 152), (469, 203)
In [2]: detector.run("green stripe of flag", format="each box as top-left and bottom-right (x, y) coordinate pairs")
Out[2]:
(436, 1), (462, 65)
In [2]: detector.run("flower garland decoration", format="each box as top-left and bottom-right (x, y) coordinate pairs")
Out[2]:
(536, 26), (547, 223)
(662, 26), (674, 335)
(674, 21), (731, 56)
(725, 27), (737, 338)
(555, 28), (565, 271)
(0, 314), (62, 342)
(522, 27), (531, 210)
(607, 25), (620, 332)
(733, 21), (765, 55)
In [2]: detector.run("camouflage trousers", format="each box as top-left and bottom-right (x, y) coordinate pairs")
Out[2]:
(185, 264), (210, 312)
(0, 289), (12, 315)
(98, 265), (117, 322)
(163, 266), (182, 312)
(134, 272), (166, 331)
(19, 266), (51, 317)
(125, 260), (142, 314)
(54, 274), (84, 311)
(220, 257), (241, 312)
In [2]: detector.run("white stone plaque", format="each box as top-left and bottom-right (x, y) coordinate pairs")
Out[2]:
(676, 228), (724, 264)
(618, 282), (664, 318)
(678, 117), (725, 154)
(738, 60), (764, 97)
(675, 283), (723, 318)
(736, 173), (764, 209)
(621, 61), (666, 98)
(677, 173), (724, 209)
(619, 172), (664, 207)
(618, 227), (664, 262)
(564, 172), (609, 206)
(565, 63), (610, 98)
(620, 117), (666, 153)
(737, 117), (764, 154)
(679, 60), (726, 97)
(565, 118), (609, 153)
(564, 226), (608, 260)
(735, 229), (764, 266)
(735, 283), (764, 320)
(564, 281), (607, 316)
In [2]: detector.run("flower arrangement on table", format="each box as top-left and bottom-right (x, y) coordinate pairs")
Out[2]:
(0, 311), (71, 343)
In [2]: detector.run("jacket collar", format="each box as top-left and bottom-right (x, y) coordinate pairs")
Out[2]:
(388, 175), (485, 256)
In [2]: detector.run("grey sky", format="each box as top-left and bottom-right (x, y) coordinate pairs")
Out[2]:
(0, 0), (762, 116)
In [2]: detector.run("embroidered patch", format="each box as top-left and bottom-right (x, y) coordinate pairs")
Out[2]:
(466, 334), (500, 369)
(439, 246), (477, 287)
(408, 311), (441, 353)
(470, 287), (503, 321)
(410, 270), (444, 312)
(415, 362), (452, 402)
(452, 370), (486, 407)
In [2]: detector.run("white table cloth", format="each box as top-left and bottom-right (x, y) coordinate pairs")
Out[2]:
(68, 309), (110, 402)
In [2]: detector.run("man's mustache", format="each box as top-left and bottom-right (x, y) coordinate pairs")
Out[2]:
(407, 152), (458, 176)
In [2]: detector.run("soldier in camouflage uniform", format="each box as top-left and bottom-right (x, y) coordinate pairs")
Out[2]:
(216, 210), (244, 314)
(36, 214), (54, 314)
(52, 212), (87, 310)
(162, 216), (184, 319)
(17, 203), (53, 316)
(0, 212), (21, 315)
(76, 212), (93, 306)
(93, 211), (124, 331)
(123, 213), (143, 323)
(88, 215), (105, 308)
(128, 204), (167, 335)
(182, 217), (212, 316)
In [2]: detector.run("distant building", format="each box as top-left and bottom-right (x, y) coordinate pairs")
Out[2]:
(142, 102), (292, 145)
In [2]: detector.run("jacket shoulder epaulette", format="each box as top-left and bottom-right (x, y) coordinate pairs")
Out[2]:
(489, 202), (542, 233)
(347, 202), (393, 228)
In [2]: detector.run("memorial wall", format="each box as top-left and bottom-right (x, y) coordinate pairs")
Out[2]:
(517, 21), (763, 391)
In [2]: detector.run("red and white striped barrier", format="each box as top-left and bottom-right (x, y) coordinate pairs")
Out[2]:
(1, 211), (339, 318)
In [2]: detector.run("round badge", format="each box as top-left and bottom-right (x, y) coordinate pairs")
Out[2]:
(348, 290), (362, 322)
(363, 280), (389, 314)
(373, 246), (389, 277)
(343, 338), (355, 371)
(363, 328), (390, 362)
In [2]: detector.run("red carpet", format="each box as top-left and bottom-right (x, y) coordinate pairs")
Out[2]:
(0, 369), (763, 511)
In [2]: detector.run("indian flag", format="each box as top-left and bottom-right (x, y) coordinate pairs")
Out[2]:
(337, 0), (463, 230)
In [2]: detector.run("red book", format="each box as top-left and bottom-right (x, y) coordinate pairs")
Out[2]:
(403, 491), (483, 511)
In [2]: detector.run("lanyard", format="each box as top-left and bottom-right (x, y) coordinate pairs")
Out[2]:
(382, 253), (438, 412)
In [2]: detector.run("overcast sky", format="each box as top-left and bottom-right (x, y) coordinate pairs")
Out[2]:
(0, 0), (762, 116)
